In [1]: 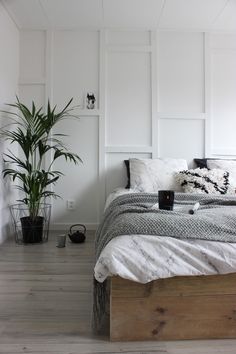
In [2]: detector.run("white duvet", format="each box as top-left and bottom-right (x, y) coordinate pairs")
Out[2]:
(94, 189), (236, 283)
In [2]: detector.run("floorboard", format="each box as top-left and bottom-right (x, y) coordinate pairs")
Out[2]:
(0, 232), (236, 353)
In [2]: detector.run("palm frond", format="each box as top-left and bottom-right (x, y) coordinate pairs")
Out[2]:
(0, 96), (82, 218)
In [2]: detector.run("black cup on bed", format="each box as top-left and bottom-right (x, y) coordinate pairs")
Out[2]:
(158, 190), (175, 211)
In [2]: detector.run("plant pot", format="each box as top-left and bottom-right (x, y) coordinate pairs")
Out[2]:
(10, 203), (51, 244)
(20, 216), (44, 244)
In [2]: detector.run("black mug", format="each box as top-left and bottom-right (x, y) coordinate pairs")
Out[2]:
(158, 190), (175, 211)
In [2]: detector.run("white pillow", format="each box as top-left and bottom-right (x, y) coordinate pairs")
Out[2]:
(207, 159), (236, 187)
(129, 158), (188, 192)
(176, 168), (235, 195)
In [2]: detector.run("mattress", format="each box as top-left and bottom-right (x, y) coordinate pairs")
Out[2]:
(94, 189), (236, 283)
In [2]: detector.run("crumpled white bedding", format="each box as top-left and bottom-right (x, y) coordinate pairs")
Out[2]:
(94, 189), (236, 283)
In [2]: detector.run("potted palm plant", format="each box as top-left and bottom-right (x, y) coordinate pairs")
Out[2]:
(1, 97), (81, 244)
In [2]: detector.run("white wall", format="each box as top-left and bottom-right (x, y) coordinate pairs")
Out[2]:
(0, 3), (19, 242)
(18, 29), (236, 230)
(210, 34), (236, 156)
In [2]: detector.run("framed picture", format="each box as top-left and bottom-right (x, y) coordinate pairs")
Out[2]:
(86, 92), (96, 109)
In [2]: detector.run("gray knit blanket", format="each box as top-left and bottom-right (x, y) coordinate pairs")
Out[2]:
(93, 192), (236, 332)
(95, 192), (236, 259)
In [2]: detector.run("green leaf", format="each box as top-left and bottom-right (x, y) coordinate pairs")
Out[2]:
(0, 96), (82, 218)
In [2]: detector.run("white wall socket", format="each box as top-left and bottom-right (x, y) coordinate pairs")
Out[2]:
(67, 199), (75, 210)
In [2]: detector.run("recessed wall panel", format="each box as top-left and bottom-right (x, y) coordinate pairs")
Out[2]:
(158, 32), (204, 113)
(107, 30), (150, 45)
(52, 117), (99, 224)
(159, 119), (204, 167)
(107, 52), (151, 146)
(210, 34), (236, 50)
(20, 31), (45, 79)
(53, 30), (99, 109)
(211, 48), (236, 153)
(19, 84), (45, 108)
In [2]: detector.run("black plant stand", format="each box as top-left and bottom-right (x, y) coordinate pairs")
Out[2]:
(10, 204), (51, 244)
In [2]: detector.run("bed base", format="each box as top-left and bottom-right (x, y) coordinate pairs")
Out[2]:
(110, 273), (236, 341)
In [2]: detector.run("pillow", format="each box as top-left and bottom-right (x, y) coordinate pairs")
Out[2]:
(194, 158), (208, 169)
(129, 158), (188, 192)
(207, 159), (236, 187)
(176, 168), (235, 195)
(194, 158), (236, 169)
(124, 160), (130, 189)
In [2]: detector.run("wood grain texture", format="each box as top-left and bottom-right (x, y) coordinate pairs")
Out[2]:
(111, 274), (236, 341)
(1, 232), (236, 353)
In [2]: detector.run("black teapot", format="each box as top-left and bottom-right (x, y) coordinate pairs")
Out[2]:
(68, 224), (86, 243)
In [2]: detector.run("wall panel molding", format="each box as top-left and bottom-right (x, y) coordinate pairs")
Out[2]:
(98, 29), (107, 219)
(45, 29), (53, 105)
(19, 78), (46, 85)
(151, 31), (158, 158)
(209, 33), (236, 156)
(106, 146), (153, 153)
(107, 45), (152, 52)
(158, 113), (206, 120)
(204, 32), (211, 157)
(212, 149), (236, 156)
(18, 29), (236, 228)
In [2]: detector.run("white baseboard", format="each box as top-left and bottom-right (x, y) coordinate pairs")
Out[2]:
(50, 222), (98, 231)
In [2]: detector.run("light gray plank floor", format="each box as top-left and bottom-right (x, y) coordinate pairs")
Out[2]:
(0, 231), (236, 354)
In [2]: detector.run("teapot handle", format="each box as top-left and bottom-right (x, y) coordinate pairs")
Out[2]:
(69, 224), (86, 234)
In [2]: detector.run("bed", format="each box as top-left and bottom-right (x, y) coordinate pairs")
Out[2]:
(93, 158), (236, 341)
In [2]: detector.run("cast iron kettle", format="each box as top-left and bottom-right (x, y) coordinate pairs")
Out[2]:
(68, 224), (86, 243)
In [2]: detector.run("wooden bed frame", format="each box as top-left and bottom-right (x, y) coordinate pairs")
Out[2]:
(110, 273), (236, 341)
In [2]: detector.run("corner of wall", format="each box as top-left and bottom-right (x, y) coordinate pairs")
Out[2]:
(0, 2), (19, 244)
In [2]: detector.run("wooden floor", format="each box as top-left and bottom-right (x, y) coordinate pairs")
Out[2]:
(1, 232), (236, 354)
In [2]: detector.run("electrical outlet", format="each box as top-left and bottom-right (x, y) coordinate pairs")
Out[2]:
(67, 199), (75, 210)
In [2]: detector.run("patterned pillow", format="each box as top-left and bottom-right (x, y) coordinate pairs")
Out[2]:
(129, 158), (188, 192)
(176, 168), (235, 195)
(207, 160), (236, 188)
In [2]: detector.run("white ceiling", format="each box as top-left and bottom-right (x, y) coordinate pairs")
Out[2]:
(2, 0), (236, 31)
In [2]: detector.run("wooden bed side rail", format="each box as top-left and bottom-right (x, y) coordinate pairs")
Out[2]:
(110, 273), (236, 341)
